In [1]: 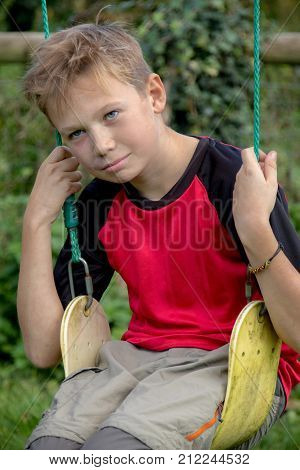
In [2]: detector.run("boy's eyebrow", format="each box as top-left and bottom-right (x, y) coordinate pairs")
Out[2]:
(60, 101), (124, 133)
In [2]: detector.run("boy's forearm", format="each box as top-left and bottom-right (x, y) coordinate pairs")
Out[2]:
(17, 212), (63, 368)
(240, 223), (300, 353)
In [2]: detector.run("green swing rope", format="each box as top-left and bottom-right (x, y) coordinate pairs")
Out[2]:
(41, 0), (81, 265)
(254, 0), (260, 160)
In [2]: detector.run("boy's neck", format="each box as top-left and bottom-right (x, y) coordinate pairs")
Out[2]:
(130, 128), (199, 201)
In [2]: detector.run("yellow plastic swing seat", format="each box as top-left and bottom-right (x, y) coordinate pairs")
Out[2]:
(60, 297), (281, 450)
(211, 300), (281, 449)
(60, 296), (111, 376)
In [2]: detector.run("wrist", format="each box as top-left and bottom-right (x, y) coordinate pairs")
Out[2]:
(241, 225), (279, 269)
(237, 220), (273, 250)
(23, 206), (53, 232)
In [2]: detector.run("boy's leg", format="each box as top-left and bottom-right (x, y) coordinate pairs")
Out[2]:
(27, 428), (151, 450)
(94, 344), (230, 450)
(81, 427), (152, 450)
(28, 437), (81, 450)
(25, 341), (171, 449)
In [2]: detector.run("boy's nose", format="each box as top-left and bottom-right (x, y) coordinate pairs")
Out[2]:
(91, 129), (116, 156)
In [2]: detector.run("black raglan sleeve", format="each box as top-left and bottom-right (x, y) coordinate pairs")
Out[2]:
(53, 179), (119, 310)
(269, 185), (300, 271)
(199, 138), (300, 271)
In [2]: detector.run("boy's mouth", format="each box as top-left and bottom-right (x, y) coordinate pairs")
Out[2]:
(102, 153), (130, 171)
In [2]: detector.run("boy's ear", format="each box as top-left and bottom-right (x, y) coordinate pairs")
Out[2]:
(146, 73), (166, 113)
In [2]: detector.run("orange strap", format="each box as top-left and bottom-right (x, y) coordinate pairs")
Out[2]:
(185, 408), (219, 442)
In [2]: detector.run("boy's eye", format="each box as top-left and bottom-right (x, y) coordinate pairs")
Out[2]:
(69, 129), (85, 139)
(105, 110), (119, 121)
(67, 110), (119, 139)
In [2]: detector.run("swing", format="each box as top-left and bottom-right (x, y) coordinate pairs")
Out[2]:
(60, 295), (111, 376)
(41, 0), (282, 450)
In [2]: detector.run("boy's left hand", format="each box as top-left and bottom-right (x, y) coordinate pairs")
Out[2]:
(232, 147), (278, 242)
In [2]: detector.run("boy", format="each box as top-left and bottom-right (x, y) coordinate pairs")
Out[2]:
(18, 22), (300, 450)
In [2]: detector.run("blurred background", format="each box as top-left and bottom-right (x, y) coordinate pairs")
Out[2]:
(0, 0), (299, 449)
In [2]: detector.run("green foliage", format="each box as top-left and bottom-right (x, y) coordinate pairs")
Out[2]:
(0, 0), (14, 31)
(254, 385), (300, 449)
(0, 0), (85, 32)
(289, 204), (300, 233)
(101, 274), (132, 340)
(0, 195), (27, 367)
(0, 366), (60, 450)
(0, 64), (54, 197)
(0, 194), (65, 375)
(260, 64), (300, 202)
(114, 0), (254, 145)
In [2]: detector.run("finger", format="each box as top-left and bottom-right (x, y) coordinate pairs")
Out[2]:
(67, 181), (82, 196)
(265, 151), (278, 184)
(258, 148), (267, 161)
(241, 147), (267, 166)
(241, 147), (257, 166)
(68, 170), (83, 182)
(48, 146), (73, 163)
(59, 156), (80, 171)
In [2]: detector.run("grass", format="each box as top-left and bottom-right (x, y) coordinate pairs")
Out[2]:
(254, 384), (300, 449)
(254, 404), (300, 449)
(0, 366), (61, 450)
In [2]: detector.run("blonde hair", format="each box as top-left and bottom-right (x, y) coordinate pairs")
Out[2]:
(23, 22), (152, 117)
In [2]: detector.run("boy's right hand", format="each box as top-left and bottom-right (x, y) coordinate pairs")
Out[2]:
(25, 146), (83, 226)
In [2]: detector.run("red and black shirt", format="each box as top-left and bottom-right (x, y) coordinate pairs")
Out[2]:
(54, 136), (300, 405)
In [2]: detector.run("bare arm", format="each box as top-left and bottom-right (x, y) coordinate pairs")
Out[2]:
(242, 223), (300, 353)
(17, 146), (82, 368)
(17, 215), (63, 368)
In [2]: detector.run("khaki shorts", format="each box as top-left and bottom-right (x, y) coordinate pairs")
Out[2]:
(26, 340), (285, 450)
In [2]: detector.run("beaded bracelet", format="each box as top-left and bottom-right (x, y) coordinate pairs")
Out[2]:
(248, 243), (284, 275)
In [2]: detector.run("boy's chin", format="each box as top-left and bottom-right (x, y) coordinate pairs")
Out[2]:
(88, 169), (135, 185)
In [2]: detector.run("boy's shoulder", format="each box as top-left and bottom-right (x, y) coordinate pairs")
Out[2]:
(200, 135), (243, 172)
(194, 136), (243, 198)
(200, 135), (242, 153)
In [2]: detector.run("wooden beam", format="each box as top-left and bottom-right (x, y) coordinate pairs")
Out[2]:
(0, 32), (44, 63)
(262, 33), (300, 64)
(0, 31), (300, 64)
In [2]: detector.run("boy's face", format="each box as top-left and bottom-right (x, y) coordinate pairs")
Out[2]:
(48, 71), (166, 185)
